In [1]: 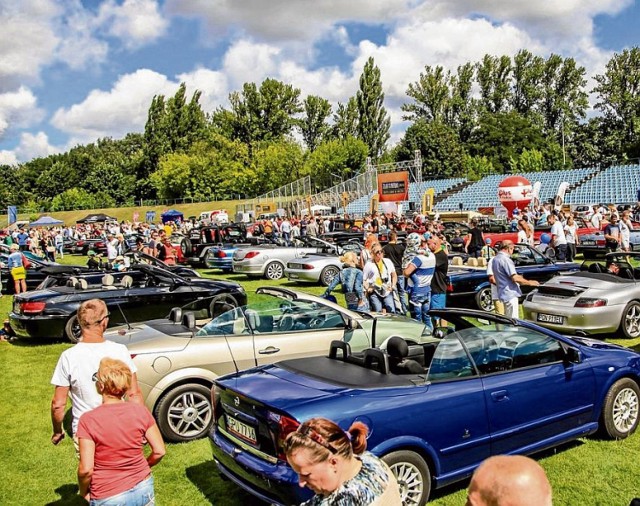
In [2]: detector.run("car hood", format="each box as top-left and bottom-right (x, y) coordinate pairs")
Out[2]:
(105, 321), (192, 353)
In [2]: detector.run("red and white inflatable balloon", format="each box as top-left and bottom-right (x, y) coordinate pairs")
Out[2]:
(498, 176), (532, 217)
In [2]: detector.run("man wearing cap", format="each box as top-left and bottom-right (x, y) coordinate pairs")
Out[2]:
(50, 299), (142, 451)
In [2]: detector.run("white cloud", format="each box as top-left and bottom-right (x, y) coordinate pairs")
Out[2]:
(97, 0), (169, 49)
(51, 69), (175, 142)
(0, 131), (60, 165)
(176, 68), (230, 112)
(0, 0), (61, 89)
(0, 150), (18, 166)
(166, 0), (409, 43)
(0, 86), (45, 139)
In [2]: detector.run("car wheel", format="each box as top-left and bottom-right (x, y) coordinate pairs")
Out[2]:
(209, 294), (239, 318)
(320, 266), (340, 287)
(619, 301), (640, 339)
(154, 383), (213, 442)
(264, 261), (284, 280)
(600, 378), (640, 439)
(383, 450), (431, 506)
(64, 315), (82, 343)
(474, 287), (494, 312)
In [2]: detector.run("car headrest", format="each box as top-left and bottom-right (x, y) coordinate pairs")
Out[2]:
(588, 263), (603, 273)
(169, 307), (182, 323)
(121, 275), (133, 288)
(386, 336), (409, 359)
(102, 274), (115, 286)
(67, 276), (78, 288)
(451, 256), (463, 266)
(182, 312), (196, 329)
(75, 278), (88, 290)
(466, 257), (478, 267)
(245, 309), (260, 330)
(477, 257), (487, 267)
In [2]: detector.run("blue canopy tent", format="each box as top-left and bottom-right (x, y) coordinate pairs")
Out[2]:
(161, 209), (184, 224)
(29, 216), (64, 227)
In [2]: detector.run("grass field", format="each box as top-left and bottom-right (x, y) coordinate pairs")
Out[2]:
(1, 254), (639, 505)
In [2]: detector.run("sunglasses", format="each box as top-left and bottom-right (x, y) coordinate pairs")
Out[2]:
(373, 250), (383, 254)
(94, 312), (110, 325)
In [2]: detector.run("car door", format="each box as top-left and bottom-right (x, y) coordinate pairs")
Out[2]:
(123, 270), (185, 321)
(423, 333), (491, 479)
(470, 325), (596, 455)
(249, 300), (361, 364)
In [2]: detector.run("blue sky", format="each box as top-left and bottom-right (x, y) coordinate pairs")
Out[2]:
(0, 0), (638, 165)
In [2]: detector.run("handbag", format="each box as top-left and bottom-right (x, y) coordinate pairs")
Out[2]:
(344, 292), (359, 305)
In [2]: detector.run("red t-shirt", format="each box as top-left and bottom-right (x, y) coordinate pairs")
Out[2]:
(77, 403), (155, 500)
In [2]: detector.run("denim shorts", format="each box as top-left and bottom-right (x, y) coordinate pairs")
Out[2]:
(430, 293), (446, 310)
(90, 475), (154, 506)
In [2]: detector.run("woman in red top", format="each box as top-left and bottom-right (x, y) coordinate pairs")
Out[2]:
(77, 357), (165, 505)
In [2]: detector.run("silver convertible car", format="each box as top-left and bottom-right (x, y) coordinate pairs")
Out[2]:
(107, 287), (430, 442)
(523, 252), (640, 338)
(285, 241), (363, 286)
(233, 236), (340, 280)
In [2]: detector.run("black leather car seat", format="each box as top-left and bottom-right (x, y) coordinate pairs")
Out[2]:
(588, 263), (603, 273)
(387, 336), (424, 374)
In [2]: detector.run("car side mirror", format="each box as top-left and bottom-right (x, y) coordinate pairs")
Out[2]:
(347, 319), (361, 330)
(564, 346), (581, 364)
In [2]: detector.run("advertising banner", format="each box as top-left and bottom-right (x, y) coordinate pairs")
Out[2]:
(377, 171), (409, 202)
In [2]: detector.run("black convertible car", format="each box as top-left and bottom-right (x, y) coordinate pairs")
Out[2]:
(9, 264), (247, 342)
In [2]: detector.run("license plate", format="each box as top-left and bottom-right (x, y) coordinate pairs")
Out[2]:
(581, 240), (595, 246)
(226, 415), (257, 444)
(537, 313), (563, 324)
(288, 273), (299, 279)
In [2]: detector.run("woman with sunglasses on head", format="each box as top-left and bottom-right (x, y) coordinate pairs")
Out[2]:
(77, 357), (165, 505)
(284, 417), (401, 505)
(362, 242), (397, 313)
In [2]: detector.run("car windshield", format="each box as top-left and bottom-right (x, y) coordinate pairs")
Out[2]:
(196, 293), (348, 337)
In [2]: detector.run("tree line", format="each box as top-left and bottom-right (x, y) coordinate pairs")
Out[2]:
(1, 47), (639, 212)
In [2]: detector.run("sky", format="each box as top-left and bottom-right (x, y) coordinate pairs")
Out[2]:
(0, 0), (638, 166)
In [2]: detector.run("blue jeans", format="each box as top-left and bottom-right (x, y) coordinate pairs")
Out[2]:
(430, 293), (446, 327)
(396, 275), (408, 314)
(91, 476), (155, 506)
(369, 291), (395, 313)
(409, 290), (433, 333)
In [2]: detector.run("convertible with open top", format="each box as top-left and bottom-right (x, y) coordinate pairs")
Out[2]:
(9, 264), (246, 342)
(210, 308), (640, 505)
(106, 286), (429, 442)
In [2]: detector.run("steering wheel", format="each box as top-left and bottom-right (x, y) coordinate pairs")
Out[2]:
(308, 317), (324, 329)
(280, 302), (292, 314)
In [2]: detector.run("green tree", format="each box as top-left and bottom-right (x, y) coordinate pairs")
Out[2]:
(449, 63), (476, 142)
(462, 155), (494, 181)
(331, 97), (359, 140)
(540, 54), (588, 142)
(468, 111), (558, 172)
(394, 120), (466, 177)
(299, 95), (332, 151)
(253, 140), (305, 193)
(35, 161), (80, 200)
(402, 65), (451, 122)
(304, 137), (368, 189)
(356, 57), (390, 159)
(476, 54), (512, 113)
(511, 49), (545, 119)
(50, 188), (114, 211)
(593, 47), (640, 152)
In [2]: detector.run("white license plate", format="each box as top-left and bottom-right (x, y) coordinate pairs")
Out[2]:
(226, 415), (257, 444)
(537, 313), (563, 324)
(581, 240), (595, 246)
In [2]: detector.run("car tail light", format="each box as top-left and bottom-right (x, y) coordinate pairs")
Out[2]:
(446, 282), (454, 292)
(301, 264), (315, 270)
(244, 251), (260, 259)
(215, 250), (227, 258)
(274, 413), (300, 461)
(575, 298), (607, 307)
(96, 241), (105, 247)
(20, 301), (46, 315)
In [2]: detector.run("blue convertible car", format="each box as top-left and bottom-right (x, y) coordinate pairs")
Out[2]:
(210, 309), (640, 505)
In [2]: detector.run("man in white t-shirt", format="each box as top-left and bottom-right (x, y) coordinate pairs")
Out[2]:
(50, 299), (142, 446)
(547, 214), (567, 261)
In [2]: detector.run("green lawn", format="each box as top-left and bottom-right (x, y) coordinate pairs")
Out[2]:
(1, 255), (639, 505)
